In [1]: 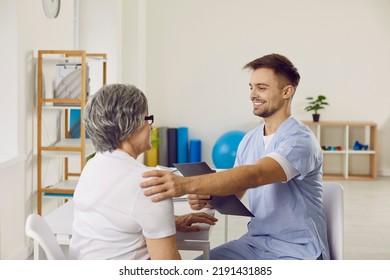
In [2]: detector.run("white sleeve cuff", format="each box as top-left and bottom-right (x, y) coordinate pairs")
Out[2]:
(266, 152), (299, 182)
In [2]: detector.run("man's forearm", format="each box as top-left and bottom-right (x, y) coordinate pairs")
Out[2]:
(184, 165), (260, 195)
(140, 157), (286, 202)
(183, 157), (286, 196)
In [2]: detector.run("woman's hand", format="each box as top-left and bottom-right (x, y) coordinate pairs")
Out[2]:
(175, 212), (218, 232)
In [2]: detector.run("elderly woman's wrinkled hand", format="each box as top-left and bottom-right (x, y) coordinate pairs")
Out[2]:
(175, 213), (218, 232)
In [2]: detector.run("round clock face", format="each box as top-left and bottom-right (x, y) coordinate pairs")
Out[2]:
(42, 0), (61, 19)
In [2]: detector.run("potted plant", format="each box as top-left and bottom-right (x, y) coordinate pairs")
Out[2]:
(305, 95), (329, 122)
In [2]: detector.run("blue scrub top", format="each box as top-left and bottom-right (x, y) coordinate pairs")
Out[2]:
(235, 117), (330, 260)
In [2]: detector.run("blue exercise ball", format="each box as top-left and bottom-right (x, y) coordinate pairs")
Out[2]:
(212, 130), (246, 169)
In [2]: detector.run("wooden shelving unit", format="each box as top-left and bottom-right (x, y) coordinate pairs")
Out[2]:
(303, 121), (377, 180)
(36, 50), (106, 215)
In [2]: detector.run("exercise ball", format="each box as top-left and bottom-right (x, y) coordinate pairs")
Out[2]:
(212, 130), (245, 169)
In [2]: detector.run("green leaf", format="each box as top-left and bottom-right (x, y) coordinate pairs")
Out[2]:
(304, 95), (329, 113)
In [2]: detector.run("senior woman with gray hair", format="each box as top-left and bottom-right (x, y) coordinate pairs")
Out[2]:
(69, 84), (217, 260)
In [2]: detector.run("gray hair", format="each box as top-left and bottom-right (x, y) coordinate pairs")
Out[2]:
(83, 84), (148, 152)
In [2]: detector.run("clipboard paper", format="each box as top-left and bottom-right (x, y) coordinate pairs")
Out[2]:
(173, 162), (254, 217)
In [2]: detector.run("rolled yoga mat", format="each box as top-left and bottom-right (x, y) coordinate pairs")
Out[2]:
(158, 126), (169, 166)
(189, 139), (201, 163)
(177, 127), (189, 163)
(167, 128), (177, 167)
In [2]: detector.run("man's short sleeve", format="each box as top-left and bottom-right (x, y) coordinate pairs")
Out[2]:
(274, 130), (322, 180)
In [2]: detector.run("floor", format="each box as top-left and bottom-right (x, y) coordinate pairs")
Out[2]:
(180, 177), (390, 260)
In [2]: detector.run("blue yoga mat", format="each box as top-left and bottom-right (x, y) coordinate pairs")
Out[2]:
(177, 127), (189, 163)
(189, 139), (201, 162)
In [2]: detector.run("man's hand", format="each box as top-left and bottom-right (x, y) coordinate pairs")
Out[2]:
(187, 194), (213, 210)
(175, 213), (218, 232)
(141, 170), (188, 202)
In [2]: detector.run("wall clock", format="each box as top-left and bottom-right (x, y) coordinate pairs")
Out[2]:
(42, 0), (61, 19)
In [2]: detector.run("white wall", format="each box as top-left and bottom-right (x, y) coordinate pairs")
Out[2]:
(0, 0), (74, 259)
(120, 0), (145, 88)
(140, 0), (390, 174)
(0, 0), (18, 155)
(79, 0), (121, 88)
(0, 161), (27, 259)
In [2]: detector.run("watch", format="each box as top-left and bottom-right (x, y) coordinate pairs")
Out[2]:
(42, 0), (61, 19)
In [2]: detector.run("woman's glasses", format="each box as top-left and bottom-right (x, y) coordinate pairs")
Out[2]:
(144, 115), (154, 125)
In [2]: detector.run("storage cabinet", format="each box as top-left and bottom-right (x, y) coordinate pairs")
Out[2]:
(303, 121), (377, 180)
(36, 50), (107, 215)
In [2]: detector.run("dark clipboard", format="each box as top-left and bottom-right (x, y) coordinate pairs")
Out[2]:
(173, 162), (254, 217)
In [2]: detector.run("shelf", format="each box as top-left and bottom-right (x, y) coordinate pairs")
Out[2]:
(324, 174), (376, 181)
(33, 50), (107, 62)
(348, 150), (375, 155)
(323, 174), (345, 180)
(41, 139), (95, 157)
(55, 138), (92, 146)
(41, 98), (83, 106)
(322, 150), (375, 155)
(322, 151), (347, 154)
(36, 50), (106, 215)
(42, 104), (86, 110)
(43, 179), (78, 194)
(304, 120), (377, 127)
(303, 120), (377, 180)
(41, 148), (95, 158)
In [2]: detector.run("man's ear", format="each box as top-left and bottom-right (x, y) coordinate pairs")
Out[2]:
(282, 85), (295, 99)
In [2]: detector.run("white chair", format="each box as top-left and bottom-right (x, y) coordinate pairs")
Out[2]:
(25, 213), (66, 260)
(322, 182), (344, 260)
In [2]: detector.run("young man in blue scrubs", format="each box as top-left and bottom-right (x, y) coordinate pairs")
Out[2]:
(141, 53), (330, 260)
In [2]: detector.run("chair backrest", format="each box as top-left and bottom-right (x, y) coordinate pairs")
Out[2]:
(322, 182), (344, 260)
(25, 214), (66, 260)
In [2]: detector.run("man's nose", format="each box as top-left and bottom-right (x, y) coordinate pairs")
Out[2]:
(249, 89), (256, 99)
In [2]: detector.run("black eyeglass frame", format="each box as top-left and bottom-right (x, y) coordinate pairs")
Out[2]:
(144, 115), (154, 125)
